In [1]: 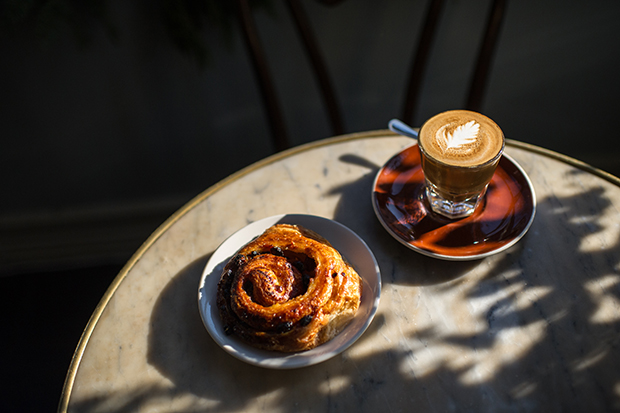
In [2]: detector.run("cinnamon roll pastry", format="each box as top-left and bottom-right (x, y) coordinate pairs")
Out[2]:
(216, 224), (362, 352)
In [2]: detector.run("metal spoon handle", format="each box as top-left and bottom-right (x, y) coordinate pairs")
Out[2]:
(388, 118), (419, 139)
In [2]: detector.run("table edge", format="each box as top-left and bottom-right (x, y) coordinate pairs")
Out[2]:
(57, 130), (620, 412)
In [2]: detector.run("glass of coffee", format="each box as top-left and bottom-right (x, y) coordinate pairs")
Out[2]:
(417, 110), (505, 219)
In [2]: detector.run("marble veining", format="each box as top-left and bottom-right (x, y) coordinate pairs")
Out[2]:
(63, 134), (620, 412)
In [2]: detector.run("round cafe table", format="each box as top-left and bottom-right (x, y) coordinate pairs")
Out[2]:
(59, 131), (620, 412)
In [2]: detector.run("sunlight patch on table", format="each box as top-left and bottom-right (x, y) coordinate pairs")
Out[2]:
(511, 380), (538, 399)
(571, 205), (620, 253)
(584, 274), (620, 323)
(391, 276), (553, 385)
(573, 346), (609, 371)
(458, 319), (548, 386)
(318, 375), (351, 395)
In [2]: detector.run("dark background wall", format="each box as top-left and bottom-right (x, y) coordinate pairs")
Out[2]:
(2, 0), (620, 273)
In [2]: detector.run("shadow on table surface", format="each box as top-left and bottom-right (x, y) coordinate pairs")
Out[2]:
(329, 153), (620, 411)
(70, 156), (620, 412)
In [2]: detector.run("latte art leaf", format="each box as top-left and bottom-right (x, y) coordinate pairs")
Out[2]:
(438, 120), (480, 151)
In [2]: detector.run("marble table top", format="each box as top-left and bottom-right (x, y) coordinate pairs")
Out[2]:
(60, 131), (620, 412)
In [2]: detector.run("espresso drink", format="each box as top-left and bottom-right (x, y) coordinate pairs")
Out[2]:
(418, 110), (504, 218)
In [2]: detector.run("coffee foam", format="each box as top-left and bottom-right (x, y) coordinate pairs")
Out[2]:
(419, 110), (504, 167)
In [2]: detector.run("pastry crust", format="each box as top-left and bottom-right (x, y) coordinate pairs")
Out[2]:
(216, 224), (362, 352)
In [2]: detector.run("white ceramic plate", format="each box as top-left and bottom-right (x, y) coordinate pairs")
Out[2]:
(198, 214), (381, 369)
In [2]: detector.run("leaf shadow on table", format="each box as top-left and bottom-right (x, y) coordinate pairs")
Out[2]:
(325, 154), (620, 411)
(73, 163), (620, 412)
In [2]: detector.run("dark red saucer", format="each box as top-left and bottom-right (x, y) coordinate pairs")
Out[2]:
(372, 144), (536, 260)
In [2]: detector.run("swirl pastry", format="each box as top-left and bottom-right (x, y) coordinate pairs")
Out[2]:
(216, 223), (362, 352)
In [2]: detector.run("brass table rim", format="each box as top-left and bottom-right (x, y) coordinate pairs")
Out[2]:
(58, 130), (620, 412)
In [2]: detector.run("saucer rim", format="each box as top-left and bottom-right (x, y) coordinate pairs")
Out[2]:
(372, 145), (537, 261)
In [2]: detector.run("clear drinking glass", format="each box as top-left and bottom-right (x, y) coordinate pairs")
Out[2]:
(417, 110), (505, 219)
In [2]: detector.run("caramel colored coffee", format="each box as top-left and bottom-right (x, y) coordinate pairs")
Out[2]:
(417, 110), (505, 218)
(418, 110), (504, 167)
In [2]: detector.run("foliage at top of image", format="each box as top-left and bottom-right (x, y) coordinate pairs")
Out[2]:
(0, 0), (118, 47)
(161, 0), (275, 67)
(0, 0), (275, 67)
